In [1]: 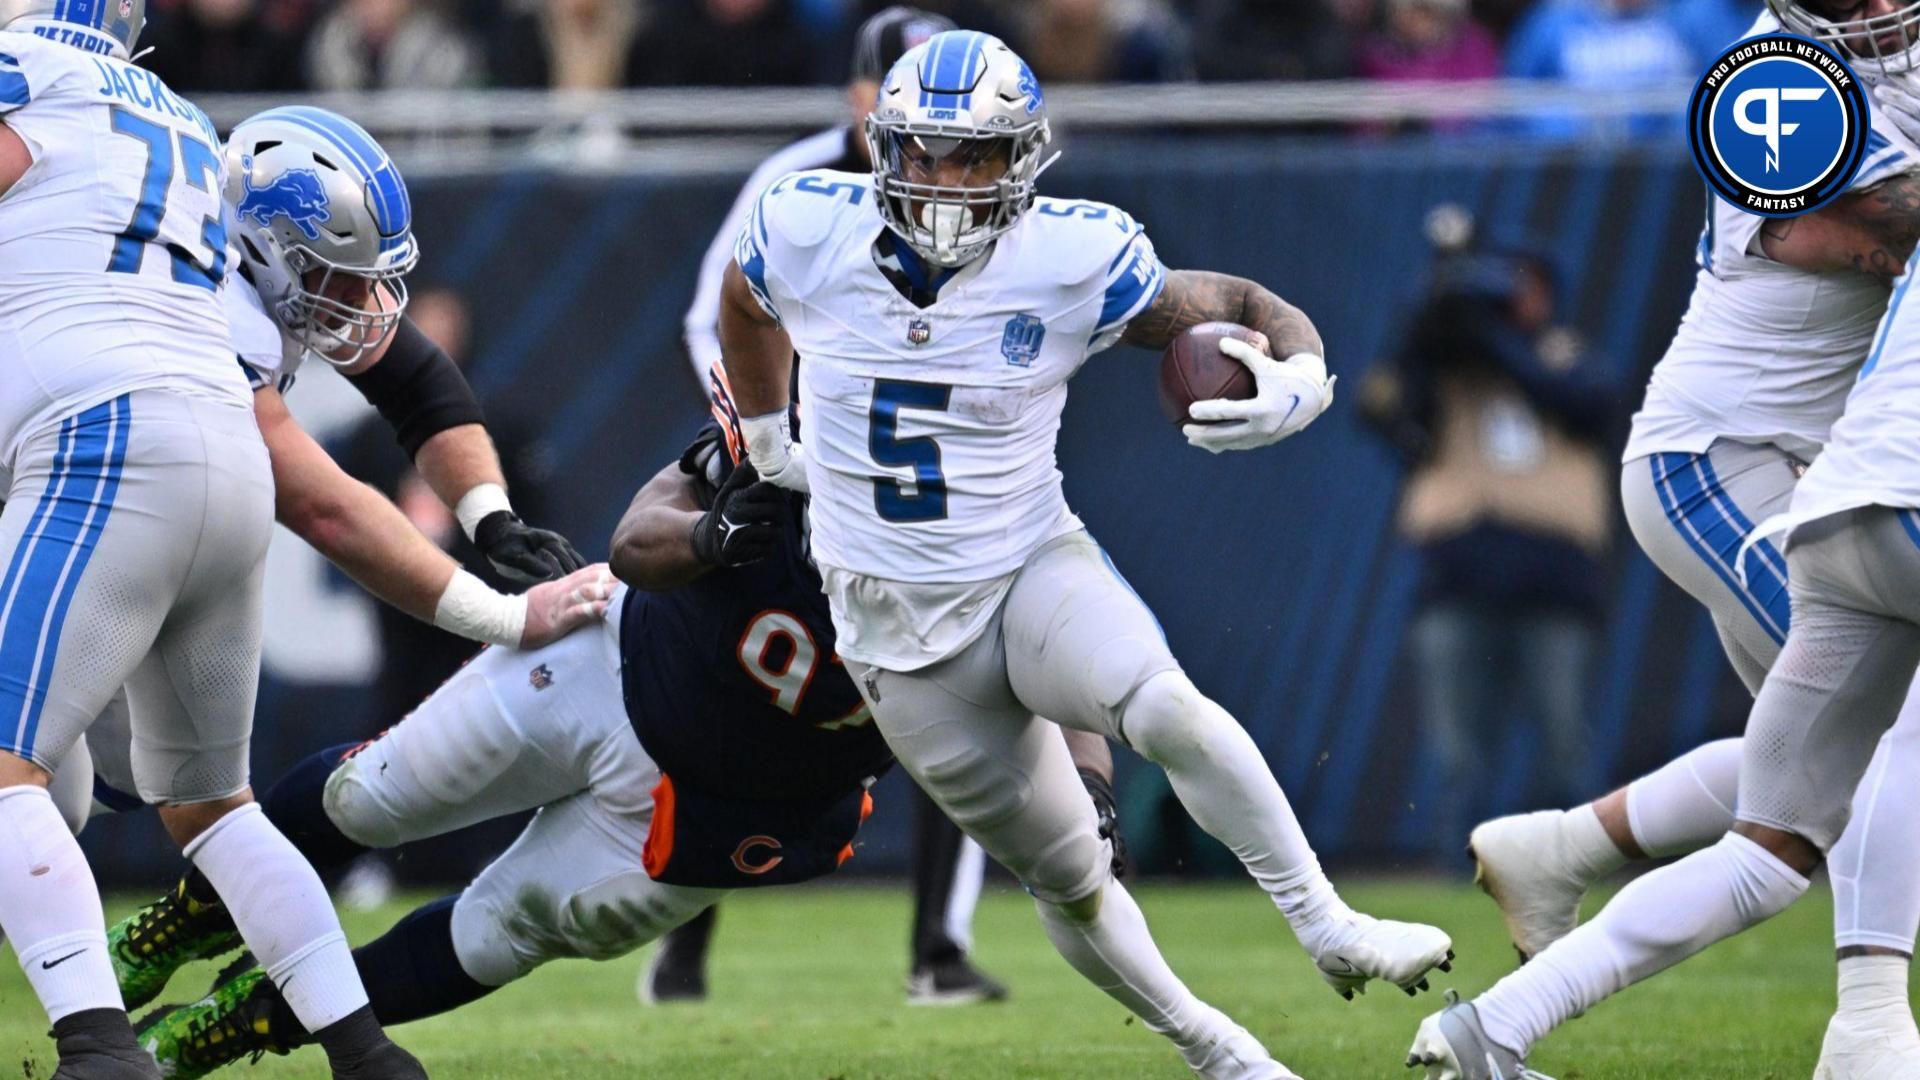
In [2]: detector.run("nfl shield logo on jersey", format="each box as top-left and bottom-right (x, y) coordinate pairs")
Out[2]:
(907, 317), (932, 346)
(528, 664), (554, 691)
(1001, 314), (1045, 367)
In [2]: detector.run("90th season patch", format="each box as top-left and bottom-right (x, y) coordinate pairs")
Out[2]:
(1689, 34), (1870, 218)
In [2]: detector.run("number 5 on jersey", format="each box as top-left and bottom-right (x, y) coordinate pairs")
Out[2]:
(869, 379), (952, 523)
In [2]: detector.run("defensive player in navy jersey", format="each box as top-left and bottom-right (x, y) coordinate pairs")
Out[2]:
(112, 371), (1118, 1078)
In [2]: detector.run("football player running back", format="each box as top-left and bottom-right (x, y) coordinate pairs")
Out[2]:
(0, 5), (421, 1080)
(720, 32), (1450, 1078)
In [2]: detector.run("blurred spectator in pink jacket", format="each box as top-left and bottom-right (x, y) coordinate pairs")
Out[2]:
(1357, 0), (1500, 83)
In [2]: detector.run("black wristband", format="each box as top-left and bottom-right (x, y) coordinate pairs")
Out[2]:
(343, 315), (487, 459)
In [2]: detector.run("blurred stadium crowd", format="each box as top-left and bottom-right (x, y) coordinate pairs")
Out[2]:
(146, 0), (1756, 96)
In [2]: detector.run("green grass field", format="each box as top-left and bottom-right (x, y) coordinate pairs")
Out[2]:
(0, 878), (1891, 1079)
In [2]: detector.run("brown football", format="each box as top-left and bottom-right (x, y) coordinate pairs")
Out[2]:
(1158, 322), (1260, 426)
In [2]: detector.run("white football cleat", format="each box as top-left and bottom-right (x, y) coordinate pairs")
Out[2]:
(1469, 811), (1589, 963)
(1406, 991), (1554, 1080)
(1182, 1008), (1302, 1080)
(1815, 1005), (1920, 1079)
(1313, 912), (1454, 1000)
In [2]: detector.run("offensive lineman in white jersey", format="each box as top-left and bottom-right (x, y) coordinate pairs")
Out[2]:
(43, 106), (611, 867)
(719, 31), (1452, 1078)
(1414, 4), (1920, 1077)
(0, 5), (423, 1079)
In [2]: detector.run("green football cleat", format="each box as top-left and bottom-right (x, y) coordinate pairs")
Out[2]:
(136, 967), (291, 1080)
(109, 877), (243, 1011)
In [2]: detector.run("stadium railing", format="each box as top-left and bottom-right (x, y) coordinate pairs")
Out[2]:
(196, 80), (1702, 174)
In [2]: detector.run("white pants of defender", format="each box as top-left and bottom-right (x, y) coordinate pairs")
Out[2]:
(318, 604), (724, 987)
(0, 390), (271, 805)
(1623, 442), (1920, 950)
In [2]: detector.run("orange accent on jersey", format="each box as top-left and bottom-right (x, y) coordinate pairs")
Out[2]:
(731, 835), (785, 875)
(707, 361), (745, 466)
(836, 793), (874, 867)
(642, 773), (678, 878)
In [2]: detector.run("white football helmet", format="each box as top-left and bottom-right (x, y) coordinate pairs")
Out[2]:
(865, 30), (1052, 267)
(1767, 0), (1920, 78)
(223, 107), (419, 367)
(0, 0), (144, 58)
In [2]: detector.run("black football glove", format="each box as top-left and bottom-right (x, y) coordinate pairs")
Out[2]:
(473, 510), (586, 586)
(1079, 768), (1127, 880)
(689, 462), (787, 569)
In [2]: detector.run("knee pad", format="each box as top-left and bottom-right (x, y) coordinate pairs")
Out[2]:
(562, 872), (715, 963)
(1119, 671), (1237, 765)
(917, 745), (1108, 905)
(322, 755), (410, 850)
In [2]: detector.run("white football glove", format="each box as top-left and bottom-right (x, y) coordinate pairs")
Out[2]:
(1183, 337), (1336, 454)
(739, 410), (811, 494)
(1873, 79), (1920, 152)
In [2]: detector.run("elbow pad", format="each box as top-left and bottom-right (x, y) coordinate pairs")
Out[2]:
(344, 316), (487, 459)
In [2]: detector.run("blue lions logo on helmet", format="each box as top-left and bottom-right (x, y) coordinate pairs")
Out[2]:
(1016, 61), (1043, 115)
(237, 158), (331, 242)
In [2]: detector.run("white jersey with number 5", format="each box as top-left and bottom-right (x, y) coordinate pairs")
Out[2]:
(735, 168), (1165, 666)
(0, 32), (246, 463)
(1623, 10), (1919, 463)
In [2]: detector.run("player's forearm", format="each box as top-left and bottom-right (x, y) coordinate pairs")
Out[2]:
(413, 423), (509, 514)
(1763, 174), (1920, 279)
(718, 262), (795, 419)
(610, 506), (708, 590)
(271, 440), (457, 623)
(1122, 270), (1324, 362)
(610, 470), (710, 590)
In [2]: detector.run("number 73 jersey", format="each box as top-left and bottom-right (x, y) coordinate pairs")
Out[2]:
(0, 32), (244, 455)
(736, 168), (1166, 584)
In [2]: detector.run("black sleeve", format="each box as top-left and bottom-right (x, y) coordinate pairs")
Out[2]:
(342, 316), (488, 459)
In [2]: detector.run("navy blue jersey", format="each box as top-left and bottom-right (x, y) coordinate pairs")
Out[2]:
(620, 419), (893, 803)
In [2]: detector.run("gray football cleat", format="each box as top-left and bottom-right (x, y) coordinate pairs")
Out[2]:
(1406, 992), (1554, 1080)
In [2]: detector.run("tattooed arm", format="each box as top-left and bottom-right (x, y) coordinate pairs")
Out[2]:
(1121, 270), (1335, 453)
(1759, 172), (1920, 279)
(1120, 270), (1326, 360)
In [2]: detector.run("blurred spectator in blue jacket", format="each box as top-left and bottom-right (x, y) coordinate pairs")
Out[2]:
(1022, 0), (1191, 83)
(1670, 0), (1762, 63)
(1506, 0), (1694, 139)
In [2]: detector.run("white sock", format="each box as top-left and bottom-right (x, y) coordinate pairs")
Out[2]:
(1121, 672), (1351, 950)
(185, 802), (369, 1032)
(1835, 955), (1914, 1020)
(1560, 805), (1629, 883)
(1624, 738), (1742, 858)
(1475, 833), (1808, 1055)
(1033, 879), (1240, 1058)
(0, 785), (121, 1022)
(1832, 722), (1920, 954)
